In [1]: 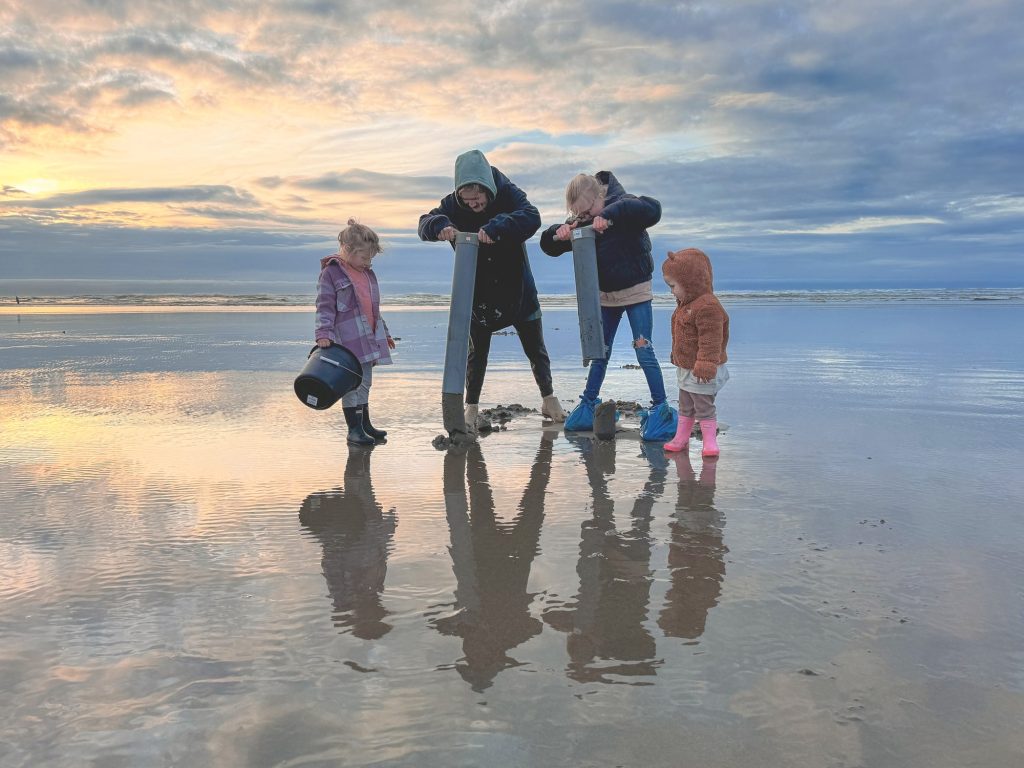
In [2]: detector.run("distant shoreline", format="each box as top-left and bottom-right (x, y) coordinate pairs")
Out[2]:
(1, 287), (1022, 314)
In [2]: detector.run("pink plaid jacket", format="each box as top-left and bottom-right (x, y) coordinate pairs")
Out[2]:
(314, 257), (393, 366)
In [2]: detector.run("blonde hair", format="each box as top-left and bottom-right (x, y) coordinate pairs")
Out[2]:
(565, 173), (607, 215)
(337, 218), (382, 255)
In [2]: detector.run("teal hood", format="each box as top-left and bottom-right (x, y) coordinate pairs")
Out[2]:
(454, 149), (497, 198)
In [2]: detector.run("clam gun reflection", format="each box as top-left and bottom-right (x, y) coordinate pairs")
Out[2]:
(431, 437), (552, 692)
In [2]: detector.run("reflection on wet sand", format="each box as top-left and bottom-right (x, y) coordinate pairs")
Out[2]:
(298, 446), (397, 639)
(543, 437), (667, 683)
(432, 436), (552, 692)
(659, 454), (727, 641)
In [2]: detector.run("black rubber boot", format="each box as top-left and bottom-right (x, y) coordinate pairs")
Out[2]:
(361, 404), (387, 442)
(343, 406), (375, 446)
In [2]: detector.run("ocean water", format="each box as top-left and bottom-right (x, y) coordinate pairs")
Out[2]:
(2, 286), (1022, 309)
(2, 301), (1024, 767)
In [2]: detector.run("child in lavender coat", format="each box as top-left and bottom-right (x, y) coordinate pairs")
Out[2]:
(315, 219), (396, 445)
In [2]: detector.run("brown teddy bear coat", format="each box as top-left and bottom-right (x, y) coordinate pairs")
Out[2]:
(662, 248), (729, 381)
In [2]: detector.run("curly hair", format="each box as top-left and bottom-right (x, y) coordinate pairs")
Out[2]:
(338, 218), (383, 254)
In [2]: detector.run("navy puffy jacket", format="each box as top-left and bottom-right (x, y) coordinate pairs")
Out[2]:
(419, 166), (541, 330)
(539, 171), (661, 293)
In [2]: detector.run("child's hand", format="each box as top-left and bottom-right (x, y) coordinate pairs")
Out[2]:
(554, 223), (574, 241)
(592, 215), (611, 233)
(316, 338), (331, 349)
(438, 226), (457, 241)
(692, 361), (717, 383)
(387, 336), (397, 350)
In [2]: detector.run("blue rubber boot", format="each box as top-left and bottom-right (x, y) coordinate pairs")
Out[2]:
(639, 401), (679, 441)
(564, 396), (599, 432)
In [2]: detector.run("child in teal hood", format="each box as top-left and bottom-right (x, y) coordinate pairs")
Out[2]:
(419, 149), (566, 428)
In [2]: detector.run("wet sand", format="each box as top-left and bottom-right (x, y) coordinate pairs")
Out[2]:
(2, 303), (1024, 767)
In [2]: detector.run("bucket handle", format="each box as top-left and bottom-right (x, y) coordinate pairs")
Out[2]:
(308, 344), (362, 377)
(319, 355), (358, 373)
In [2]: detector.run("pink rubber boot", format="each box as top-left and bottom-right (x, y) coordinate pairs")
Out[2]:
(700, 419), (720, 457)
(664, 415), (695, 452)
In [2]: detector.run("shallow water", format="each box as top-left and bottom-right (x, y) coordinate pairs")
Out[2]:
(2, 304), (1024, 767)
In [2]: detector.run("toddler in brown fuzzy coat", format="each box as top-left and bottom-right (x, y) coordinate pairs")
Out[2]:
(661, 248), (730, 456)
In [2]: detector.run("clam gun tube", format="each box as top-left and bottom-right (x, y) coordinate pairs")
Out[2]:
(441, 231), (480, 436)
(570, 224), (606, 365)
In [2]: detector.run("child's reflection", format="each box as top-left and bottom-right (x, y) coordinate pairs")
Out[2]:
(298, 446), (397, 639)
(432, 435), (552, 692)
(543, 437), (667, 683)
(658, 454), (727, 641)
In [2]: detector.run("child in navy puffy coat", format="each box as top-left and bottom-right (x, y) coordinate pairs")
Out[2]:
(540, 172), (672, 435)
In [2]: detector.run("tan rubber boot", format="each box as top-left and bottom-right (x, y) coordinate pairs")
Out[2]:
(464, 404), (479, 435)
(541, 394), (567, 422)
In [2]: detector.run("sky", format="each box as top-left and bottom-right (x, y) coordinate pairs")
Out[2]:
(1, 0), (1022, 294)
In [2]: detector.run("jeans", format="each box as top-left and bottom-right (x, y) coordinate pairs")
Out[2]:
(583, 300), (667, 405)
(466, 317), (554, 405)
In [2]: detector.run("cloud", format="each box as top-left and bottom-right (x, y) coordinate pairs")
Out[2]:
(0, 41), (52, 70)
(0, 185), (260, 209)
(768, 216), (946, 235)
(2, 0), (1023, 288)
(0, 91), (92, 132)
(91, 27), (288, 85)
(949, 195), (1024, 219)
(0, 20), (293, 146)
(288, 169), (450, 198)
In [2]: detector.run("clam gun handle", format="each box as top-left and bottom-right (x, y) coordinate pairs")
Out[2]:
(564, 218), (614, 235)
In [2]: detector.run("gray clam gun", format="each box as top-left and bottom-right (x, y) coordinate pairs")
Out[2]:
(571, 224), (606, 366)
(441, 231), (479, 438)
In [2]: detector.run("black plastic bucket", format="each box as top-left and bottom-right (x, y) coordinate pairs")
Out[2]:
(294, 345), (363, 410)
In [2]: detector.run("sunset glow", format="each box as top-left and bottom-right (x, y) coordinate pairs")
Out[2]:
(2, 1), (1022, 289)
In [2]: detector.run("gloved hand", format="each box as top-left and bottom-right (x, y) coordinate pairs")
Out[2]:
(692, 360), (718, 382)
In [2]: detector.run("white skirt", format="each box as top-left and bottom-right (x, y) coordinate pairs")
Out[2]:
(676, 363), (730, 395)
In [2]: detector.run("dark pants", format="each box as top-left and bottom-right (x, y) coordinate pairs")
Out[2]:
(466, 317), (554, 405)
